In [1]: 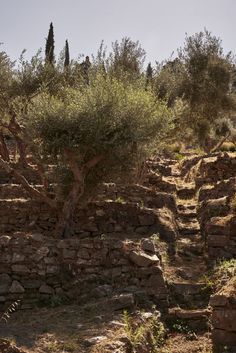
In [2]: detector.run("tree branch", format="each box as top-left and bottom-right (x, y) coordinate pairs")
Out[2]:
(0, 157), (57, 209)
(210, 131), (231, 153)
(0, 131), (10, 162)
(83, 154), (104, 173)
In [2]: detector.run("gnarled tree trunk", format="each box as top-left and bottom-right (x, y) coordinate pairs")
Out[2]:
(55, 150), (104, 238)
(0, 131), (10, 162)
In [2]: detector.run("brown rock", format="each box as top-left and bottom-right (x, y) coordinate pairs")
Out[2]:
(212, 309), (236, 331)
(9, 280), (25, 294)
(39, 284), (54, 294)
(141, 238), (156, 253)
(0, 274), (11, 294)
(11, 265), (30, 273)
(0, 235), (11, 246)
(212, 328), (236, 346)
(129, 251), (160, 267)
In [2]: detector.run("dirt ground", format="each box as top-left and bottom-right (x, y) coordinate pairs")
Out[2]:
(0, 303), (213, 353)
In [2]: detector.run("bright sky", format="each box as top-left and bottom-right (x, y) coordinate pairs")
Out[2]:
(1, 0), (235, 65)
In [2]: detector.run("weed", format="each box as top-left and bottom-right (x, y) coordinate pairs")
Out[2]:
(115, 196), (126, 204)
(150, 233), (160, 244)
(174, 153), (185, 161)
(202, 259), (236, 292)
(201, 274), (215, 292)
(0, 300), (21, 323)
(168, 318), (197, 340)
(138, 200), (145, 209)
(122, 310), (165, 352)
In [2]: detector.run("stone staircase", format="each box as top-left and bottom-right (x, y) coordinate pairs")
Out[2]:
(156, 159), (211, 332)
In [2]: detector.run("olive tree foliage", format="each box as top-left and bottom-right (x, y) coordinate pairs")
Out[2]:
(24, 72), (172, 237)
(178, 30), (236, 151)
(100, 37), (146, 79)
(153, 58), (185, 107)
(0, 49), (172, 238)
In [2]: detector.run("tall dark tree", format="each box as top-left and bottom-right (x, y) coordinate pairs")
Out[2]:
(146, 62), (153, 87)
(64, 39), (70, 68)
(45, 22), (55, 65)
(81, 56), (91, 84)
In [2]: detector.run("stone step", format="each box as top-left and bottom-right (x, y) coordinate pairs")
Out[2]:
(178, 223), (200, 237)
(167, 307), (211, 331)
(177, 240), (204, 257)
(169, 282), (207, 296)
(178, 212), (197, 221)
(177, 187), (196, 200)
(177, 203), (197, 212)
(168, 282), (211, 310)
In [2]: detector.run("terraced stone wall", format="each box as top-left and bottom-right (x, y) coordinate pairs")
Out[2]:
(0, 233), (168, 311)
(0, 198), (178, 242)
(210, 279), (236, 353)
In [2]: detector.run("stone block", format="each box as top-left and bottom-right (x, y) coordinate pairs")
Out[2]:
(212, 328), (236, 346)
(141, 238), (156, 254)
(129, 251), (160, 267)
(212, 309), (236, 331)
(208, 235), (228, 247)
(11, 265), (30, 273)
(12, 253), (25, 263)
(0, 274), (11, 294)
(9, 280), (25, 294)
(39, 284), (54, 294)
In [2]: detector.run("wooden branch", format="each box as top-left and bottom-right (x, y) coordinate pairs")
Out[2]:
(3, 112), (50, 190)
(83, 155), (104, 173)
(0, 131), (10, 162)
(0, 157), (57, 209)
(210, 132), (231, 153)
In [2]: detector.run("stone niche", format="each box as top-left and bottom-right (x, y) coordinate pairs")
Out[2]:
(210, 278), (236, 353)
(0, 232), (168, 311)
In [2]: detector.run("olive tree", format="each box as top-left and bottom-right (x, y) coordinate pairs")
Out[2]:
(179, 30), (236, 151)
(0, 72), (172, 237)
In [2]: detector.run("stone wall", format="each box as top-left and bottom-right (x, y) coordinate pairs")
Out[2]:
(205, 215), (236, 259)
(96, 184), (177, 213)
(198, 178), (236, 203)
(210, 278), (236, 352)
(197, 153), (236, 184)
(0, 232), (168, 310)
(197, 178), (236, 260)
(0, 199), (178, 242)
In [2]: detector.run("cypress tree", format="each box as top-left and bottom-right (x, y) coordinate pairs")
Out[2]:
(146, 62), (153, 88)
(45, 22), (55, 65)
(64, 40), (70, 68)
(146, 62), (153, 81)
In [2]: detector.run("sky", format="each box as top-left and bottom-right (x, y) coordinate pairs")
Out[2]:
(0, 0), (235, 66)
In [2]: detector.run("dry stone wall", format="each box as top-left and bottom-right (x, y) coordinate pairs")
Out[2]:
(0, 199), (178, 242)
(198, 197), (236, 260)
(210, 279), (236, 352)
(196, 153), (236, 185)
(195, 154), (236, 260)
(0, 232), (168, 310)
